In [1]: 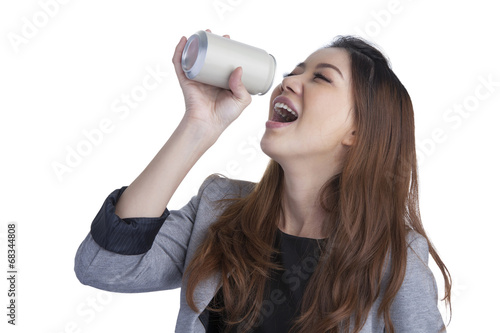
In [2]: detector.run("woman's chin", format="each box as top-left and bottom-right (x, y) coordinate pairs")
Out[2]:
(259, 137), (273, 159)
(260, 135), (288, 164)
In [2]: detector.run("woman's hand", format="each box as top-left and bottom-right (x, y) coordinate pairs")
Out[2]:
(172, 30), (252, 140)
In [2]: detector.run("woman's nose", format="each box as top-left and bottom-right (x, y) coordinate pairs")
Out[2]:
(281, 75), (302, 95)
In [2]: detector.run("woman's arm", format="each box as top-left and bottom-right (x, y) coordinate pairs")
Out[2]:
(115, 32), (251, 219)
(75, 31), (252, 292)
(75, 175), (223, 292)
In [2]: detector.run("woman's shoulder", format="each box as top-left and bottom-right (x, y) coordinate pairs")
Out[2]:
(197, 173), (256, 200)
(405, 230), (430, 265)
(387, 232), (445, 331)
(380, 230), (433, 286)
(398, 230), (438, 299)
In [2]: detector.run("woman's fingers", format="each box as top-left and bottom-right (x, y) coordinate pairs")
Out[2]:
(228, 67), (251, 106)
(172, 36), (188, 83)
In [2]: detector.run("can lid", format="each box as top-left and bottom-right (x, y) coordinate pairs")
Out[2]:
(182, 31), (208, 79)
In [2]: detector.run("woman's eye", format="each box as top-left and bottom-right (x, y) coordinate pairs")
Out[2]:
(313, 72), (332, 83)
(283, 72), (332, 84)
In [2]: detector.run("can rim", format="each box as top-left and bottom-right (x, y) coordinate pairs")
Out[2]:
(258, 53), (277, 96)
(181, 31), (208, 79)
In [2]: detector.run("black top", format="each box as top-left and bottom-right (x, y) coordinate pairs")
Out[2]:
(206, 229), (325, 332)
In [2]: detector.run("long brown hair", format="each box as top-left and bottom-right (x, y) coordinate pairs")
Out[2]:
(184, 35), (452, 332)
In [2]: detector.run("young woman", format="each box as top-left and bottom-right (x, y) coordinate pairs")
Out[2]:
(75, 31), (452, 332)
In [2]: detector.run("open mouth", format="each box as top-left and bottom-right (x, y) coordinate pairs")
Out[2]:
(272, 102), (298, 123)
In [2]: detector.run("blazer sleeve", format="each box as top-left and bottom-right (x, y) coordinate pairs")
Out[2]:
(389, 232), (447, 333)
(74, 175), (219, 293)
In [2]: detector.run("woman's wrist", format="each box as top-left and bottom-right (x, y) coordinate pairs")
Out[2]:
(178, 113), (222, 149)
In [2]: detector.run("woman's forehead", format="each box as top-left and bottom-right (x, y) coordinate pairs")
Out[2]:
(303, 48), (351, 75)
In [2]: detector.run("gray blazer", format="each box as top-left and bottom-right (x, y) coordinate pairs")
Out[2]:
(74, 175), (446, 332)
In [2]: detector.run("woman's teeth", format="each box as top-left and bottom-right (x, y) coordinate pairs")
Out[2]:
(274, 102), (298, 122)
(274, 102), (297, 117)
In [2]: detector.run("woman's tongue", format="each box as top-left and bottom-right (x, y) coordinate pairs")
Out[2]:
(272, 112), (284, 122)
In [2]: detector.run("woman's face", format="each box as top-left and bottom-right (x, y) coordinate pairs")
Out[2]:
(260, 47), (356, 170)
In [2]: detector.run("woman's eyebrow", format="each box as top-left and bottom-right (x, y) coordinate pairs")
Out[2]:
(296, 62), (344, 80)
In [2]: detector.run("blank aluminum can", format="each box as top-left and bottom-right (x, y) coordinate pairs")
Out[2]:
(181, 30), (276, 95)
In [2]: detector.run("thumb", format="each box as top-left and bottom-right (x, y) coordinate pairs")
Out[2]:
(228, 67), (251, 104)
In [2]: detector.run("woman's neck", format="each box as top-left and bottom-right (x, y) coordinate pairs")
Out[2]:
(279, 167), (335, 239)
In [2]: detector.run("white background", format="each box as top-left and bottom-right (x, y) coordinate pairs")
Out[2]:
(1, 0), (499, 332)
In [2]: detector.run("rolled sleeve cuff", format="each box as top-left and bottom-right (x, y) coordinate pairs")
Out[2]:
(90, 186), (170, 255)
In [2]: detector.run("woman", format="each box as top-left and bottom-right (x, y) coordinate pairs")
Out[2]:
(75, 31), (452, 332)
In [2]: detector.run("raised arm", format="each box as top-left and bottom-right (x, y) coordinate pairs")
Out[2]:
(115, 31), (252, 219)
(75, 31), (252, 292)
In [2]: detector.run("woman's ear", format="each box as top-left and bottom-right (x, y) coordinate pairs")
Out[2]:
(342, 130), (356, 147)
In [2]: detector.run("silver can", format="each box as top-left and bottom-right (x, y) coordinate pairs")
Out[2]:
(181, 30), (276, 95)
